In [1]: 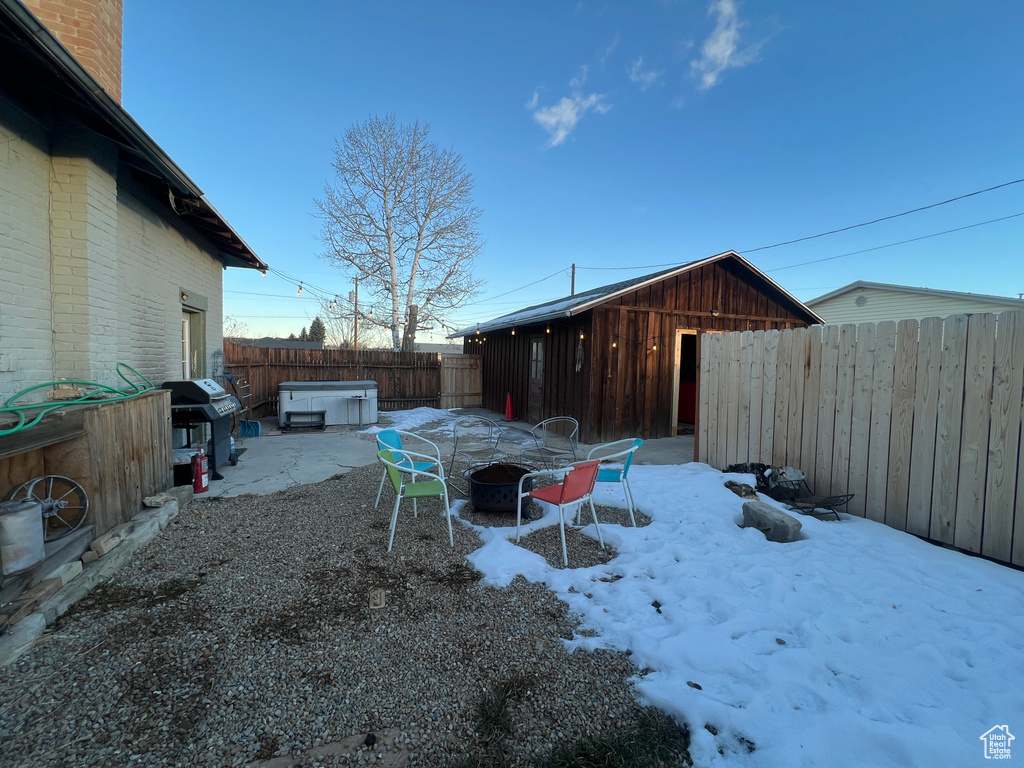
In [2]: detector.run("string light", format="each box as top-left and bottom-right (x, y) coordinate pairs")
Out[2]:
(297, 283), (303, 296)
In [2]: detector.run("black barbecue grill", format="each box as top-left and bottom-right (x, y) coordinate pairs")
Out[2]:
(162, 379), (241, 480)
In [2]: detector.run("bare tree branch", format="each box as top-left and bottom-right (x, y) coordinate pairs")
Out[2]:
(315, 115), (483, 350)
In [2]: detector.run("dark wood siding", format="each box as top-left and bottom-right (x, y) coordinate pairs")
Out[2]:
(475, 255), (813, 442)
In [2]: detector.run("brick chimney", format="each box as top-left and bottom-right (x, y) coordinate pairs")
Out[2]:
(22, 0), (124, 104)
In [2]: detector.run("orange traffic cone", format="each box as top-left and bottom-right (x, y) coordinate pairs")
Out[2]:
(504, 392), (515, 421)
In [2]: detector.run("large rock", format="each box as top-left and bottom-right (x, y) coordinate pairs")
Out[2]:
(741, 501), (802, 543)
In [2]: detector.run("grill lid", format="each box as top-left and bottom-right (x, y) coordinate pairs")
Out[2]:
(162, 378), (229, 404)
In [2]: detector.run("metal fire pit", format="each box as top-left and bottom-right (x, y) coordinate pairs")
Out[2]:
(468, 463), (533, 513)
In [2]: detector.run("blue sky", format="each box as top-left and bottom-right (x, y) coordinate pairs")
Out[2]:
(123, 1), (1024, 341)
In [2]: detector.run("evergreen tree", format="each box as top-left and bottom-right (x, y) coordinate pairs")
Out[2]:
(308, 316), (327, 342)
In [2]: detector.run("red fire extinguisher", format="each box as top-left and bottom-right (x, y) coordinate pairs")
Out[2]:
(192, 447), (209, 494)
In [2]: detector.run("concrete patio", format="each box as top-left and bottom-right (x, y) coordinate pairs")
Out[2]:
(204, 408), (695, 499)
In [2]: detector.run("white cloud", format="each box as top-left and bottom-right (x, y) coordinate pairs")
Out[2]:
(690, 0), (762, 90)
(569, 65), (589, 89)
(531, 92), (611, 147)
(525, 89), (540, 110)
(599, 33), (620, 67)
(627, 56), (662, 91)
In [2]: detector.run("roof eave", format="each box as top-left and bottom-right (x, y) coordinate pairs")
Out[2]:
(449, 250), (822, 336)
(1, 0), (268, 273)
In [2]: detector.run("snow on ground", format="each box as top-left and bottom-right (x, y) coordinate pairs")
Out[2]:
(460, 462), (1024, 768)
(361, 407), (456, 438)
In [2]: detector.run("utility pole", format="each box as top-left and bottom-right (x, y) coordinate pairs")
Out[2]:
(353, 277), (361, 379)
(571, 263), (576, 296)
(348, 280), (360, 353)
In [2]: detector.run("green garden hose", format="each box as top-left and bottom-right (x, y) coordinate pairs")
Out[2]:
(0, 363), (155, 437)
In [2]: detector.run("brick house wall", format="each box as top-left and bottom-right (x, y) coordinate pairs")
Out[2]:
(0, 106), (53, 390)
(21, 0), (123, 103)
(0, 99), (225, 402)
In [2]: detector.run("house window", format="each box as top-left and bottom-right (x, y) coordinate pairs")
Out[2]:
(530, 339), (544, 379)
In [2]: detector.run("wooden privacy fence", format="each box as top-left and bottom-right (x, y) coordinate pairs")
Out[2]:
(698, 311), (1024, 567)
(223, 342), (482, 416)
(440, 354), (482, 409)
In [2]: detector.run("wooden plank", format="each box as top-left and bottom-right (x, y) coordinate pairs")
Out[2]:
(847, 323), (876, 517)
(983, 311), (1024, 563)
(594, 312), (614, 440)
(704, 333), (722, 466)
(906, 317), (944, 537)
(953, 313), (996, 553)
(614, 308), (628, 437)
(759, 330), (778, 465)
(830, 324), (858, 497)
(772, 329), (793, 466)
(747, 331), (764, 463)
(0, 408), (86, 461)
(800, 326), (822, 485)
(643, 312), (659, 436)
(725, 332), (742, 465)
(785, 328), (809, 469)
(884, 319), (919, 531)
(814, 324), (840, 495)
(697, 332), (713, 463)
(658, 313), (676, 438)
(718, 333), (737, 467)
(736, 331), (753, 464)
(865, 321), (897, 523)
(930, 314), (969, 544)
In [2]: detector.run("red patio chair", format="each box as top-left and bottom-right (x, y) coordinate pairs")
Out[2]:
(515, 460), (604, 567)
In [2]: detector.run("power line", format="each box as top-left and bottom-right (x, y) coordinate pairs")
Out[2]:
(460, 268), (568, 306)
(576, 176), (1024, 273)
(767, 211), (1024, 272)
(742, 177), (1024, 253)
(574, 207), (1024, 276)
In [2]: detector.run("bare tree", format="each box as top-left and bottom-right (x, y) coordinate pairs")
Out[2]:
(223, 315), (249, 341)
(315, 114), (484, 351)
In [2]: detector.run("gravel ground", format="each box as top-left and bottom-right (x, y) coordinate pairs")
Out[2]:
(0, 464), (680, 768)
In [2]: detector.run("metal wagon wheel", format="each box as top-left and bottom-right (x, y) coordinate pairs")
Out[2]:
(7, 475), (89, 542)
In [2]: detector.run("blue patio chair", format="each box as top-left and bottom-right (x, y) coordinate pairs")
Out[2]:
(586, 438), (643, 526)
(374, 429), (444, 509)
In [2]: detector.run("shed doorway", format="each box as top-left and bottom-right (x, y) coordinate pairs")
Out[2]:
(673, 329), (698, 435)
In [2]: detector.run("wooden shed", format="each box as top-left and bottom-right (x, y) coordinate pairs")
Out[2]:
(455, 251), (822, 444)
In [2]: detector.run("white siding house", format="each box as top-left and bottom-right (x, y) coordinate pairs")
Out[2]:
(806, 281), (1024, 325)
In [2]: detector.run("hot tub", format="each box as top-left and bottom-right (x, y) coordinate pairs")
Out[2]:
(278, 380), (378, 427)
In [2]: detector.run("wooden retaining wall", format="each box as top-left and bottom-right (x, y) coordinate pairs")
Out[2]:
(698, 312), (1024, 567)
(0, 390), (173, 537)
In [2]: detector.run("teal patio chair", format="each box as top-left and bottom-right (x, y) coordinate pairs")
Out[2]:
(374, 429), (443, 509)
(586, 438), (643, 526)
